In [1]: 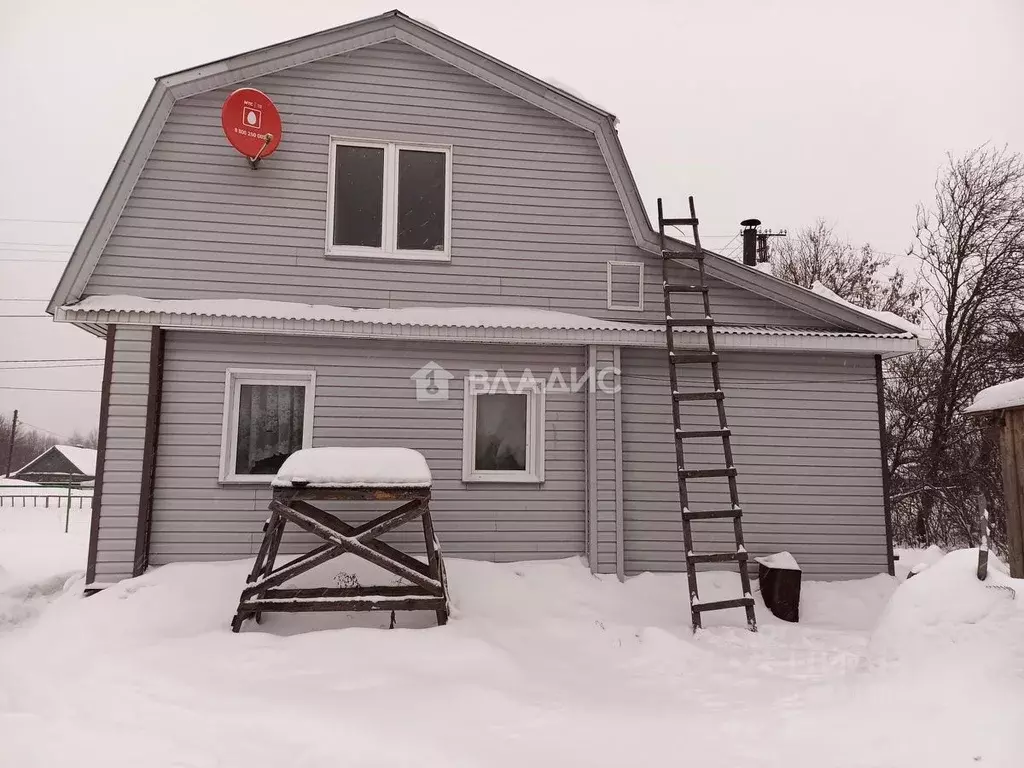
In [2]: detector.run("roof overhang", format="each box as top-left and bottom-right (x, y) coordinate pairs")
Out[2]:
(56, 297), (920, 356)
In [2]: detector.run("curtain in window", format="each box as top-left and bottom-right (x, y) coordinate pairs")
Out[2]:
(235, 384), (306, 475)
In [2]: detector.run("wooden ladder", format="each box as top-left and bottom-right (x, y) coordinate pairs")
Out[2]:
(658, 196), (757, 632)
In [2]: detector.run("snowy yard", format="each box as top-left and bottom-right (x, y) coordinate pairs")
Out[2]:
(0, 509), (1021, 768)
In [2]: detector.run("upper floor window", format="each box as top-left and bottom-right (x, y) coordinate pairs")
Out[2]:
(326, 138), (452, 262)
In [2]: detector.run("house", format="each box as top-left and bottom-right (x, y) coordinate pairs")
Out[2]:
(48, 10), (918, 591)
(9, 445), (97, 486)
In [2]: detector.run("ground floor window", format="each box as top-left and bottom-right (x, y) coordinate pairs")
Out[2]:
(462, 377), (545, 483)
(219, 368), (316, 482)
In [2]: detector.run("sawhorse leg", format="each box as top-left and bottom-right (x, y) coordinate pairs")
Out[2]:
(232, 511), (286, 632)
(421, 506), (449, 626)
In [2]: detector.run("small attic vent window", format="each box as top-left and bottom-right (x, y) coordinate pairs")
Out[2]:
(606, 261), (644, 311)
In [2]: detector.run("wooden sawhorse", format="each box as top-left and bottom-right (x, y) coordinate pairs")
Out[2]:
(231, 485), (449, 632)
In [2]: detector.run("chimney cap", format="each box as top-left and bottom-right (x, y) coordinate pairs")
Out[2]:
(740, 218), (762, 228)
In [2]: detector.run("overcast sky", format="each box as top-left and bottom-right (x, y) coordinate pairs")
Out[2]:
(1, 0), (1021, 438)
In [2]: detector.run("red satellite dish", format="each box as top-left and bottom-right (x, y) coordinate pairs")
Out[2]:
(221, 88), (282, 168)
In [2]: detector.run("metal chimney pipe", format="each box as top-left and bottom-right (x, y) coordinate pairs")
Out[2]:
(740, 219), (761, 267)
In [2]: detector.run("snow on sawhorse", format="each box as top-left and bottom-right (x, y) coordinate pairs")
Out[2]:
(231, 447), (450, 632)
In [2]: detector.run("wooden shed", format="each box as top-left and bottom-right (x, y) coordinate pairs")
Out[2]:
(965, 378), (1024, 577)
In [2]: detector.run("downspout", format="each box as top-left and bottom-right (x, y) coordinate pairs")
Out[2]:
(586, 345), (598, 572)
(133, 327), (165, 577)
(874, 354), (896, 576)
(85, 325), (117, 590)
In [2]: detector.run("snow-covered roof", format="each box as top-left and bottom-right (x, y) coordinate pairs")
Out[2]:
(273, 447), (432, 488)
(53, 445), (97, 475)
(11, 445), (97, 477)
(57, 296), (920, 356)
(810, 282), (925, 338)
(964, 378), (1024, 414)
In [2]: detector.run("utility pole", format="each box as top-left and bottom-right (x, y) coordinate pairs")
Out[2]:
(740, 219), (788, 265)
(756, 229), (787, 264)
(4, 409), (18, 477)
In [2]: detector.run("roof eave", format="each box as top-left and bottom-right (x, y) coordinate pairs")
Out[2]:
(54, 304), (919, 356)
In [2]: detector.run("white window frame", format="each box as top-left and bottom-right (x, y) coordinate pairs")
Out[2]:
(462, 377), (546, 484)
(606, 261), (645, 311)
(325, 137), (453, 262)
(218, 368), (316, 484)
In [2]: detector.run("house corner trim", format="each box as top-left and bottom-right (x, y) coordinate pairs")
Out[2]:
(133, 327), (165, 577)
(875, 354), (896, 576)
(86, 325), (117, 586)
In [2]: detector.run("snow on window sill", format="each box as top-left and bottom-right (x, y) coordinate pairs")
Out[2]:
(462, 471), (544, 484)
(325, 245), (451, 263)
(218, 475), (276, 485)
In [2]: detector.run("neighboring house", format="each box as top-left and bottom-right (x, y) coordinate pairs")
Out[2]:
(48, 11), (918, 590)
(10, 445), (97, 486)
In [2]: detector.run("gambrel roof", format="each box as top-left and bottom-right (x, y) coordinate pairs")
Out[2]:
(48, 9), (904, 335)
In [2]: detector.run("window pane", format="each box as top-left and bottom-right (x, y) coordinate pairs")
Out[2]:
(397, 149), (446, 251)
(474, 393), (527, 472)
(333, 145), (384, 247)
(235, 384), (306, 475)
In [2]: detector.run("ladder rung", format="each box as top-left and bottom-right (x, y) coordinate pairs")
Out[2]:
(687, 551), (749, 564)
(679, 467), (737, 479)
(673, 390), (724, 402)
(664, 284), (709, 293)
(676, 428), (731, 439)
(661, 217), (698, 227)
(666, 318), (714, 328)
(692, 597), (755, 612)
(670, 353), (718, 364)
(683, 507), (743, 520)
(662, 250), (705, 260)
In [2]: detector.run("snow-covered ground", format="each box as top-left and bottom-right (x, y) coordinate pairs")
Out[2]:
(0, 509), (1020, 768)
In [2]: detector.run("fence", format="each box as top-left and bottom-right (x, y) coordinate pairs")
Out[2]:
(0, 493), (93, 508)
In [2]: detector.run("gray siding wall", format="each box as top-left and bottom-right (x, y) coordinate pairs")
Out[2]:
(84, 39), (832, 329)
(150, 332), (586, 565)
(621, 349), (888, 579)
(91, 326), (152, 584)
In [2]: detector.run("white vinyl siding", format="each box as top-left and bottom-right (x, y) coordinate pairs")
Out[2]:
(150, 332), (586, 564)
(620, 349), (889, 580)
(90, 326), (153, 585)
(83, 40), (837, 329)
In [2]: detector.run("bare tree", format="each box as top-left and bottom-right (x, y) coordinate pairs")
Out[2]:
(770, 219), (921, 318)
(900, 145), (1024, 544)
(67, 428), (99, 449)
(0, 415), (61, 476)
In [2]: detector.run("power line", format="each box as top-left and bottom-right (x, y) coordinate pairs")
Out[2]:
(0, 362), (104, 371)
(0, 240), (76, 248)
(0, 386), (100, 393)
(0, 357), (103, 363)
(0, 217), (83, 225)
(16, 420), (66, 438)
